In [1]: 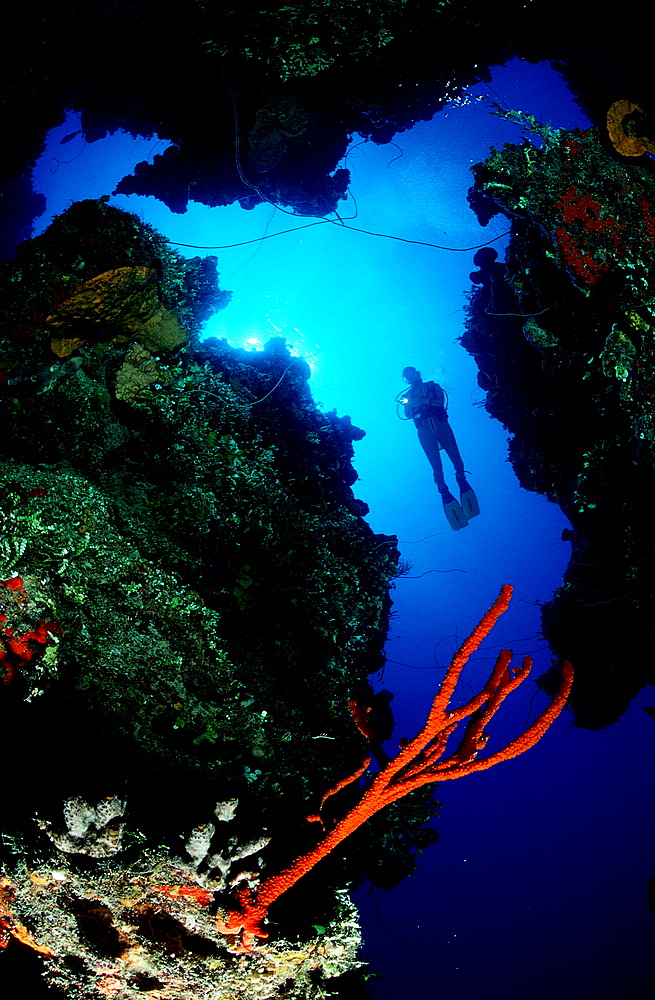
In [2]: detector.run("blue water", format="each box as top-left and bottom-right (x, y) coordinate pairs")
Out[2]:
(30, 57), (655, 999)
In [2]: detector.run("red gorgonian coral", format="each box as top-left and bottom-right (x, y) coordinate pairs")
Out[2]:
(215, 584), (574, 951)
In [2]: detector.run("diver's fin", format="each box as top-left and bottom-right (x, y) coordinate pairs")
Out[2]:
(441, 494), (469, 531)
(460, 485), (480, 520)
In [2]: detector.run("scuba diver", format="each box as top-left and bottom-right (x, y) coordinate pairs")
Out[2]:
(399, 366), (479, 531)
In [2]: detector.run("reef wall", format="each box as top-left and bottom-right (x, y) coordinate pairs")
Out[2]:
(464, 114), (655, 727)
(0, 200), (441, 998)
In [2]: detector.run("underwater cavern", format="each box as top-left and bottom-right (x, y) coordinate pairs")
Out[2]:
(1, 3), (654, 999)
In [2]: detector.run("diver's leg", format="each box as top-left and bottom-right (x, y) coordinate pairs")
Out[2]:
(435, 419), (480, 518)
(417, 424), (468, 530)
(434, 418), (466, 481)
(417, 424), (446, 489)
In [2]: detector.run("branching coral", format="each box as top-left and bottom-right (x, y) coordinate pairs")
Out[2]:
(216, 585), (574, 950)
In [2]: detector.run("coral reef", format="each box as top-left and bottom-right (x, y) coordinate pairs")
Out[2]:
(0, 201), (424, 997)
(464, 121), (655, 726)
(1, 860), (362, 1000)
(3, 2), (654, 991)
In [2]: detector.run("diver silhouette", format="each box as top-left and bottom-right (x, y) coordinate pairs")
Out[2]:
(400, 366), (479, 531)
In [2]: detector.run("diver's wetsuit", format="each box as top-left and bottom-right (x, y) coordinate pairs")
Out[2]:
(404, 380), (466, 492)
